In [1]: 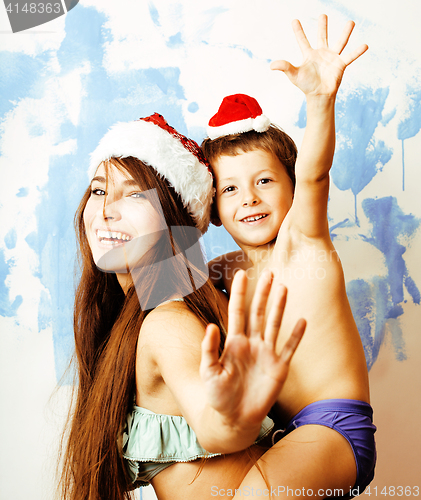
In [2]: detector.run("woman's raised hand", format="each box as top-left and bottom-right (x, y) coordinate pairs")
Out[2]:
(270, 14), (368, 97)
(200, 269), (306, 431)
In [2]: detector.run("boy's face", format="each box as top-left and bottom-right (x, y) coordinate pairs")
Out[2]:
(212, 149), (294, 250)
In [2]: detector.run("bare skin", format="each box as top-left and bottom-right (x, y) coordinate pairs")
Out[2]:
(135, 272), (305, 500)
(206, 15), (370, 498)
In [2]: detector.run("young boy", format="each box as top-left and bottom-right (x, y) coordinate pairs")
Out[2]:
(202, 15), (376, 498)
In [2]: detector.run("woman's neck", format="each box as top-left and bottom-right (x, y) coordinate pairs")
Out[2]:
(116, 272), (133, 295)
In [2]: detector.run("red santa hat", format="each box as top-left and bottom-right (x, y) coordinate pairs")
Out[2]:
(207, 94), (271, 140)
(89, 113), (214, 234)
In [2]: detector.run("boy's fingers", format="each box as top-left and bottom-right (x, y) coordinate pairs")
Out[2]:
(264, 283), (287, 348)
(342, 43), (368, 66)
(292, 19), (311, 55)
(249, 270), (273, 339)
(227, 270), (247, 337)
(279, 318), (306, 364)
(332, 20), (355, 54)
(270, 60), (299, 85)
(201, 324), (222, 375)
(270, 59), (291, 72)
(317, 14), (328, 49)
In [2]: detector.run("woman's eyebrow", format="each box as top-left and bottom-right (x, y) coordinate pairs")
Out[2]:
(123, 179), (141, 188)
(91, 176), (106, 184)
(90, 177), (140, 188)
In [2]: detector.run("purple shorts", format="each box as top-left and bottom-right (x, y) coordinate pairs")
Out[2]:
(279, 399), (376, 498)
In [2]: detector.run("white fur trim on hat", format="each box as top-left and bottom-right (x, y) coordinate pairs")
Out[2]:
(89, 117), (214, 234)
(207, 115), (271, 140)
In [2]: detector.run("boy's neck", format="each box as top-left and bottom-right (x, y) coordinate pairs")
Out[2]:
(239, 241), (275, 267)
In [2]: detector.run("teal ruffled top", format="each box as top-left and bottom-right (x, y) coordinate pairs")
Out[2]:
(122, 404), (274, 487)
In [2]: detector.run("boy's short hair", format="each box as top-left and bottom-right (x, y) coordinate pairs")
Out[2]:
(201, 124), (297, 188)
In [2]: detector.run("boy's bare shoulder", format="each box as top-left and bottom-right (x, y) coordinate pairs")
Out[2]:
(208, 250), (251, 292)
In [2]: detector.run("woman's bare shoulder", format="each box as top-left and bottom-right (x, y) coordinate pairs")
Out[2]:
(138, 300), (206, 353)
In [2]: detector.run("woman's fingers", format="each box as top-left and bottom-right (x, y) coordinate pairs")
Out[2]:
(249, 270), (273, 339)
(263, 283), (288, 348)
(200, 324), (222, 376)
(280, 318), (307, 364)
(227, 270), (248, 337)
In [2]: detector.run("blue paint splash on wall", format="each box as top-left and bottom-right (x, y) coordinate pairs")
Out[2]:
(346, 197), (420, 368)
(297, 88), (393, 223)
(397, 86), (421, 190)
(296, 100), (307, 128)
(318, 0), (370, 26)
(167, 32), (183, 48)
(347, 276), (400, 369)
(16, 5), (191, 382)
(188, 102), (199, 113)
(0, 249), (23, 317)
(0, 52), (49, 119)
(4, 228), (17, 250)
(398, 87), (421, 140)
(16, 187), (29, 197)
(362, 196), (420, 307)
(148, 2), (160, 27)
(381, 108), (396, 127)
(332, 88), (393, 222)
(197, 6), (229, 40)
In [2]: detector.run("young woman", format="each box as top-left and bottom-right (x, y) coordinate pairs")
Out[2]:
(58, 112), (305, 500)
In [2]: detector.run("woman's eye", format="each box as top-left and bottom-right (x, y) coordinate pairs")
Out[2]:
(130, 192), (146, 199)
(91, 188), (105, 196)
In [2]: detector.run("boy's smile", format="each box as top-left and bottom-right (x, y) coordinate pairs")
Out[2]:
(212, 149), (294, 252)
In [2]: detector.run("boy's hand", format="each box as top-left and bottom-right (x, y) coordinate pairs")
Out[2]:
(200, 269), (306, 432)
(270, 14), (368, 98)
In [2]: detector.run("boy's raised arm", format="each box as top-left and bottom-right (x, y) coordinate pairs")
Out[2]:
(271, 15), (368, 238)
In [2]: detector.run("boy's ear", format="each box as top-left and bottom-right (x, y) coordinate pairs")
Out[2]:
(210, 202), (222, 227)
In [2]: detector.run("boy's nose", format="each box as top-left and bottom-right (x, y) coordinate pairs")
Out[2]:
(242, 193), (259, 207)
(243, 198), (258, 207)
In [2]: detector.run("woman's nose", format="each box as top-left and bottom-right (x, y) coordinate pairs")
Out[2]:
(102, 197), (122, 221)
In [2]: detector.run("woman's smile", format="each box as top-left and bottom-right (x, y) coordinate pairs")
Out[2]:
(96, 229), (134, 246)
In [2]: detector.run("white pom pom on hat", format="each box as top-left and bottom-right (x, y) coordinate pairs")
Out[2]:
(207, 94), (271, 140)
(89, 113), (214, 234)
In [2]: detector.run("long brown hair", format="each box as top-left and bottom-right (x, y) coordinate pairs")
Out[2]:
(59, 157), (225, 500)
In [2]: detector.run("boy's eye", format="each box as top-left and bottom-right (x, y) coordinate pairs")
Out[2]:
(91, 188), (105, 196)
(222, 186), (236, 194)
(258, 178), (271, 185)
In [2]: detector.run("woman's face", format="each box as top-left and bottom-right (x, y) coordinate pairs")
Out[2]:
(83, 162), (167, 280)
